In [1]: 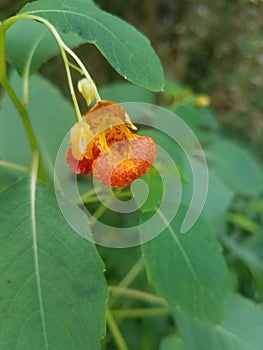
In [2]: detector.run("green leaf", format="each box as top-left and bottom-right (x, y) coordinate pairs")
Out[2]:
(141, 207), (229, 323)
(254, 273), (263, 301)
(6, 19), (84, 76)
(207, 140), (263, 195)
(174, 104), (219, 144)
(0, 72), (75, 189)
(200, 169), (233, 220)
(175, 104), (219, 131)
(221, 234), (263, 272)
(98, 82), (154, 103)
(181, 159), (233, 221)
(176, 294), (263, 350)
(138, 169), (163, 214)
(140, 126), (233, 221)
(14, 0), (164, 91)
(160, 335), (185, 350)
(0, 178), (108, 349)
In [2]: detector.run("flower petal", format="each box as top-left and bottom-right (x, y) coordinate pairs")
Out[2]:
(70, 121), (92, 160)
(84, 100), (127, 131)
(110, 158), (153, 187)
(93, 136), (156, 187)
(66, 148), (93, 174)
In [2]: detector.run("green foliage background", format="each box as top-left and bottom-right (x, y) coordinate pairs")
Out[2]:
(0, 0), (263, 349)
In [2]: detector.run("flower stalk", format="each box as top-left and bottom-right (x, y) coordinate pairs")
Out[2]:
(3, 14), (101, 119)
(0, 24), (47, 182)
(0, 13), (102, 181)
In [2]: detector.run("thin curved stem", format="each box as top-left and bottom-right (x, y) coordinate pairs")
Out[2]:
(21, 14), (82, 121)
(108, 286), (168, 306)
(0, 79), (47, 181)
(2, 13), (102, 168)
(60, 47), (82, 121)
(0, 160), (30, 174)
(68, 61), (84, 75)
(75, 189), (132, 205)
(4, 14), (101, 105)
(109, 257), (144, 307)
(106, 307), (129, 350)
(60, 42), (101, 102)
(0, 24), (47, 182)
(88, 196), (113, 228)
(112, 307), (170, 319)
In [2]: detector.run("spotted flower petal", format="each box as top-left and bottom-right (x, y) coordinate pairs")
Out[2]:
(93, 136), (156, 187)
(66, 148), (93, 174)
(66, 100), (156, 187)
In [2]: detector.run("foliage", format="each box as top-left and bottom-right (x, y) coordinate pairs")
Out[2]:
(0, 0), (263, 349)
(0, 178), (107, 349)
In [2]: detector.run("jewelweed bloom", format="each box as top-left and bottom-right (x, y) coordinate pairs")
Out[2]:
(66, 101), (156, 187)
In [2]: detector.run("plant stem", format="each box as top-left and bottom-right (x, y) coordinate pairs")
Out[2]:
(109, 257), (144, 307)
(4, 14), (101, 106)
(0, 23), (6, 79)
(106, 308), (129, 350)
(116, 257), (144, 288)
(0, 25), (47, 182)
(88, 197), (112, 228)
(68, 61), (84, 75)
(75, 190), (132, 205)
(108, 286), (168, 306)
(0, 160), (30, 174)
(112, 307), (170, 319)
(60, 47), (82, 121)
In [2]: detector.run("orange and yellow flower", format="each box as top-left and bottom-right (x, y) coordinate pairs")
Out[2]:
(66, 101), (156, 187)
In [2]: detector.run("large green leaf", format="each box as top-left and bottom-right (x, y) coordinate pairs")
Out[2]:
(6, 19), (85, 76)
(254, 273), (263, 302)
(0, 178), (108, 349)
(180, 155), (233, 221)
(160, 335), (185, 350)
(140, 125), (233, 221)
(98, 82), (154, 103)
(176, 294), (263, 350)
(141, 208), (229, 323)
(221, 234), (263, 272)
(9, 0), (164, 91)
(207, 140), (263, 195)
(174, 104), (219, 144)
(0, 72), (75, 189)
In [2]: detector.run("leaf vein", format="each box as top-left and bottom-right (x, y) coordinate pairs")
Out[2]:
(31, 164), (49, 349)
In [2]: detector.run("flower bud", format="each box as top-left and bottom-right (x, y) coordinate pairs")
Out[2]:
(194, 95), (211, 107)
(78, 78), (98, 105)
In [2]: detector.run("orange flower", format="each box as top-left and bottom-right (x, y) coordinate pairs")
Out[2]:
(66, 101), (156, 187)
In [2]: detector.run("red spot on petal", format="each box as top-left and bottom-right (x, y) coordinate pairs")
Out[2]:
(66, 148), (93, 174)
(110, 159), (152, 187)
